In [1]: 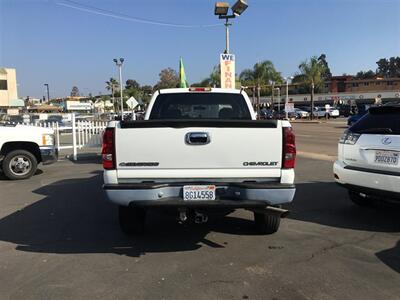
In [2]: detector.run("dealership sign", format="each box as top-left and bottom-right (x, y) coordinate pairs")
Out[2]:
(220, 53), (235, 89)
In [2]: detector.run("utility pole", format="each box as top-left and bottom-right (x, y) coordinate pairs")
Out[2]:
(271, 82), (275, 111)
(276, 87), (281, 115)
(113, 58), (124, 119)
(44, 83), (50, 103)
(311, 80), (315, 120)
(285, 76), (294, 119)
(224, 18), (231, 53)
(111, 84), (116, 113)
(257, 84), (261, 117)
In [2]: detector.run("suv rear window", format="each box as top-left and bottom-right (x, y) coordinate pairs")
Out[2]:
(149, 93), (252, 120)
(350, 106), (400, 134)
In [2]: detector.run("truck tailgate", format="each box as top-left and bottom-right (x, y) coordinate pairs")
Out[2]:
(115, 121), (282, 180)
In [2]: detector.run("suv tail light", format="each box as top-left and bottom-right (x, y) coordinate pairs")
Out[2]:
(283, 127), (296, 169)
(102, 128), (115, 170)
(339, 130), (361, 145)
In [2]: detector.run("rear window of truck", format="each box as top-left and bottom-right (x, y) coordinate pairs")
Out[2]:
(149, 93), (252, 120)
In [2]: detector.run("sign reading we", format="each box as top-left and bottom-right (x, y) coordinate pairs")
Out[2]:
(220, 53), (235, 89)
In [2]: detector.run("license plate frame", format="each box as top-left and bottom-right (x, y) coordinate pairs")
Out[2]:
(374, 150), (399, 166)
(183, 185), (216, 201)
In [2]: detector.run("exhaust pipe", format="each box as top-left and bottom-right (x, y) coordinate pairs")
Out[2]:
(178, 209), (187, 224)
(194, 211), (208, 224)
(250, 206), (290, 218)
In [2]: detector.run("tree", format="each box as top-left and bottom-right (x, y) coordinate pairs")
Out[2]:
(239, 60), (282, 87)
(70, 86), (80, 97)
(355, 70), (376, 79)
(239, 60), (282, 111)
(376, 58), (390, 77)
(388, 56), (400, 78)
(125, 79), (140, 90)
(105, 78), (119, 97)
(153, 68), (179, 90)
(298, 56), (328, 119)
(317, 54), (332, 80)
(375, 57), (400, 78)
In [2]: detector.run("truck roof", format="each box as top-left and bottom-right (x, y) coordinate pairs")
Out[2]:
(158, 88), (243, 94)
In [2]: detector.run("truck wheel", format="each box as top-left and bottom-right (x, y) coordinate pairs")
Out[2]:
(2, 150), (38, 180)
(118, 206), (146, 234)
(254, 212), (281, 234)
(348, 190), (372, 206)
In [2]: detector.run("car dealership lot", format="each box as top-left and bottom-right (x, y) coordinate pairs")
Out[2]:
(0, 121), (399, 300)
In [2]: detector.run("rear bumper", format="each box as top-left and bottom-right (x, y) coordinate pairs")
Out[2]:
(334, 160), (400, 195)
(40, 146), (58, 165)
(103, 182), (296, 208)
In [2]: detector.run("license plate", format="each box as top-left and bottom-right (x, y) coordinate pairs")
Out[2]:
(183, 185), (216, 201)
(375, 150), (399, 165)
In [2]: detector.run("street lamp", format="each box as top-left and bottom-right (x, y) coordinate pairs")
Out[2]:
(285, 76), (294, 119)
(44, 83), (50, 103)
(274, 87), (281, 115)
(214, 1), (248, 53)
(113, 58), (124, 119)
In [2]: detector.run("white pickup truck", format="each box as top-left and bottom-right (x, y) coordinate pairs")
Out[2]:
(102, 88), (296, 234)
(0, 124), (58, 180)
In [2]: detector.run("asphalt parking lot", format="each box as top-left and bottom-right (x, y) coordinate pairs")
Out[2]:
(0, 120), (399, 300)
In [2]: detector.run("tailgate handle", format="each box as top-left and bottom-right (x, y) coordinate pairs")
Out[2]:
(185, 132), (210, 145)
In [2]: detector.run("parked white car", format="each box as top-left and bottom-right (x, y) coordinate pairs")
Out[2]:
(0, 124), (58, 180)
(334, 104), (400, 205)
(313, 107), (340, 118)
(102, 88), (296, 234)
(294, 108), (310, 119)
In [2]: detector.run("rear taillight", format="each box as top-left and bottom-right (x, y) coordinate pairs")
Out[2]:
(283, 127), (296, 169)
(102, 128), (115, 170)
(339, 130), (361, 145)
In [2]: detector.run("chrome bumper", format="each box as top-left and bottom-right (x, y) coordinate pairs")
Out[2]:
(40, 146), (58, 165)
(103, 182), (296, 207)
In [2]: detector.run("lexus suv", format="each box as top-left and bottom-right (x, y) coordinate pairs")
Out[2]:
(334, 104), (400, 205)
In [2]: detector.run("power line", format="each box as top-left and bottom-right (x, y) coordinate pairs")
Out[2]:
(56, 0), (222, 28)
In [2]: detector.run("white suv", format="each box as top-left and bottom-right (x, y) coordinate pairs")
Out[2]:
(334, 104), (400, 205)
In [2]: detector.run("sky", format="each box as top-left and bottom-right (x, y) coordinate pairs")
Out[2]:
(0, 0), (399, 98)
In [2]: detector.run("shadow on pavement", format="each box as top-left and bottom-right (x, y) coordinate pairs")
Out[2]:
(0, 172), (257, 257)
(376, 241), (400, 274)
(64, 153), (102, 165)
(1, 175), (399, 259)
(288, 181), (400, 233)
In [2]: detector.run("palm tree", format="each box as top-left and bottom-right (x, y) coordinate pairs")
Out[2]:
(105, 78), (119, 112)
(239, 60), (282, 112)
(105, 78), (119, 97)
(298, 56), (327, 119)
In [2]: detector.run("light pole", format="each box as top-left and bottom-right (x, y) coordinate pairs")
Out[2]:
(274, 87), (281, 115)
(214, 1), (248, 54)
(285, 76), (294, 119)
(113, 58), (124, 119)
(44, 83), (50, 103)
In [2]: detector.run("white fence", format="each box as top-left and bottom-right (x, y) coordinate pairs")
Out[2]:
(17, 113), (107, 160)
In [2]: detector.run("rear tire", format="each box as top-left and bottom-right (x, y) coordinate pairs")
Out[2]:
(348, 190), (372, 206)
(254, 212), (281, 234)
(2, 150), (37, 180)
(119, 206), (146, 234)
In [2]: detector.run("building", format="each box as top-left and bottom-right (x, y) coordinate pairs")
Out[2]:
(0, 68), (18, 108)
(325, 76), (400, 93)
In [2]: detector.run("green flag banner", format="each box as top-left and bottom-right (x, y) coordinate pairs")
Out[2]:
(179, 57), (188, 88)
